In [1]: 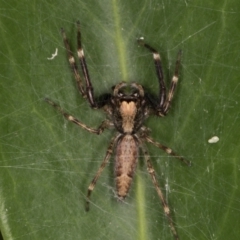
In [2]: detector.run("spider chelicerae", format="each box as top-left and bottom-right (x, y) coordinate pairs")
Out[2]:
(45, 21), (190, 240)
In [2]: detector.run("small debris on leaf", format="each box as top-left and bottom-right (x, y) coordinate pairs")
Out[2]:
(208, 136), (219, 144)
(47, 48), (58, 60)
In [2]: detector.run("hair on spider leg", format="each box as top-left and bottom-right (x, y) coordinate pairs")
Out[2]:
(45, 21), (191, 240)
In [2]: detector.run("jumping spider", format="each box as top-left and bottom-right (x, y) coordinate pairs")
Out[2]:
(45, 21), (190, 240)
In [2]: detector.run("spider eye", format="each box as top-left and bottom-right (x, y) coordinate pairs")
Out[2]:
(118, 92), (124, 97)
(133, 92), (139, 97)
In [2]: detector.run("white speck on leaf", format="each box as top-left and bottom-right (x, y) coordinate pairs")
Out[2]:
(208, 136), (219, 144)
(47, 48), (58, 60)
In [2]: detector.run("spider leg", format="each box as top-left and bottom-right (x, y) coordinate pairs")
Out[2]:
(138, 39), (182, 115)
(145, 136), (191, 166)
(45, 98), (112, 134)
(137, 39), (166, 111)
(86, 135), (119, 211)
(163, 50), (182, 114)
(140, 143), (180, 240)
(76, 21), (97, 108)
(61, 28), (86, 98)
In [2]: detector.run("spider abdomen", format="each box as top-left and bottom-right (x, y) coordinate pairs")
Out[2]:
(115, 134), (139, 199)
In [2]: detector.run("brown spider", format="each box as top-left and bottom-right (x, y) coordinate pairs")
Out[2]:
(45, 21), (190, 240)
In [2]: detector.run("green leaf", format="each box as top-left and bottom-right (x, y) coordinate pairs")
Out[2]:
(1, 1), (240, 240)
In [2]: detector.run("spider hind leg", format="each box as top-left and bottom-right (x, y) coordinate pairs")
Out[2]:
(140, 143), (180, 240)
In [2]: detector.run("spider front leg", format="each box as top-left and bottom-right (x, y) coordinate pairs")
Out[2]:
(162, 50), (182, 114)
(61, 22), (97, 108)
(138, 39), (166, 111)
(61, 28), (86, 99)
(76, 21), (97, 108)
(138, 39), (182, 115)
(140, 143), (180, 240)
(45, 98), (112, 134)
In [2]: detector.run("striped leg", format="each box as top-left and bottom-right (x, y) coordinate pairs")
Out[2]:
(138, 39), (182, 116)
(61, 22), (97, 108)
(145, 136), (191, 166)
(61, 28), (86, 98)
(45, 98), (112, 134)
(140, 143), (180, 240)
(86, 135), (119, 211)
(138, 39), (166, 109)
(163, 50), (182, 114)
(76, 21), (97, 108)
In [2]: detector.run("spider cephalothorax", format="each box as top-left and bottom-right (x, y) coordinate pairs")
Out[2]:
(45, 21), (190, 240)
(110, 82), (148, 134)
